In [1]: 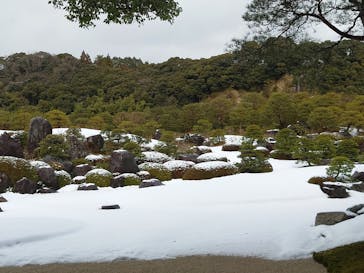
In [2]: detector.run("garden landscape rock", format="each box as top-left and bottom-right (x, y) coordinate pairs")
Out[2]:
(27, 117), (52, 153)
(86, 134), (104, 153)
(110, 150), (139, 174)
(0, 172), (10, 193)
(347, 204), (364, 215)
(101, 204), (120, 210)
(77, 183), (98, 191)
(351, 182), (364, 192)
(13, 177), (37, 194)
(139, 178), (163, 188)
(319, 183), (349, 198)
(176, 153), (199, 163)
(74, 164), (92, 177)
(110, 175), (124, 188)
(0, 133), (24, 158)
(37, 166), (58, 189)
(315, 212), (354, 226)
(352, 171), (364, 182)
(0, 196), (7, 202)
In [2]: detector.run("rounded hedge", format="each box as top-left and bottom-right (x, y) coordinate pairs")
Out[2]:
(183, 161), (238, 180)
(85, 168), (113, 187)
(120, 173), (141, 186)
(55, 170), (72, 188)
(0, 156), (38, 186)
(138, 162), (172, 181)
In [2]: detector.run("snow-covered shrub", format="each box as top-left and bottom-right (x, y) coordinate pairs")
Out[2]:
(55, 170), (72, 188)
(142, 151), (172, 163)
(139, 162), (172, 181)
(0, 156), (38, 185)
(238, 142), (272, 173)
(163, 160), (195, 178)
(37, 134), (70, 160)
(85, 168), (112, 187)
(197, 153), (227, 163)
(326, 156), (355, 181)
(120, 173), (141, 186)
(183, 161), (238, 180)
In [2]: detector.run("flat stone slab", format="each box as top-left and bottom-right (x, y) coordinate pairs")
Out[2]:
(101, 204), (120, 210)
(315, 211), (354, 226)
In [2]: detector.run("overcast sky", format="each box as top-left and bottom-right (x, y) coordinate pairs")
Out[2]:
(0, 0), (337, 63)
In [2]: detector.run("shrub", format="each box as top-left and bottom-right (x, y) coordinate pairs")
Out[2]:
(138, 162), (172, 181)
(123, 141), (142, 158)
(274, 128), (298, 159)
(163, 160), (195, 178)
(142, 151), (172, 163)
(154, 143), (177, 157)
(307, 176), (336, 185)
(183, 161), (238, 180)
(121, 173), (141, 186)
(55, 170), (72, 188)
(37, 134), (70, 160)
(239, 141), (272, 173)
(336, 139), (359, 161)
(85, 168), (113, 187)
(326, 156), (355, 181)
(0, 156), (38, 186)
(197, 153), (227, 163)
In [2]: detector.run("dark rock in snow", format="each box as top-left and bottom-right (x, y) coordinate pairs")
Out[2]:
(139, 178), (163, 188)
(352, 171), (364, 182)
(77, 183), (98, 191)
(101, 204), (120, 210)
(38, 166), (58, 189)
(110, 175), (124, 188)
(351, 182), (364, 192)
(0, 196), (7, 202)
(347, 204), (364, 215)
(315, 212), (354, 226)
(110, 150), (139, 174)
(28, 117), (52, 153)
(177, 153), (199, 163)
(0, 133), (24, 158)
(74, 164), (92, 177)
(13, 177), (37, 194)
(320, 183), (350, 198)
(0, 207), (2, 212)
(222, 144), (240, 151)
(86, 134), (104, 153)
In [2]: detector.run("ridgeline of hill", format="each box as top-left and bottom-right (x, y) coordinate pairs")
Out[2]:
(1, 38), (364, 135)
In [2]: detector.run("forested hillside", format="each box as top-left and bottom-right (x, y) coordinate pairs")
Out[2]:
(1, 38), (364, 134)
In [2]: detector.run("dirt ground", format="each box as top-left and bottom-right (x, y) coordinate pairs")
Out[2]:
(0, 256), (326, 273)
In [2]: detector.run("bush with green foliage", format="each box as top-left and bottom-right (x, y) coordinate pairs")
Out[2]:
(138, 162), (172, 181)
(37, 134), (70, 160)
(123, 140), (142, 158)
(0, 156), (38, 187)
(274, 128), (298, 159)
(154, 143), (178, 157)
(85, 168), (113, 187)
(313, 241), (364, 273)
(121, 173), (141, 186)
(326, 156), (355, 181)
(245, 124), (263, 141)
(183, 161), (238, 180)
(55, 170), (72, 188)
(307, 176), (336, 185)
(239, 141), (272, 173)
(336, 139), (360, 161)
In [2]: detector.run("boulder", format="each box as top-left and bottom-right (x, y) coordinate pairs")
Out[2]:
(110, 149), (139, 174)
(183, 161), (238, 180)
(0, 156), (38, 186)
(86, 134), (104, 153)
(191, 146), (212, 155)
(138, 162), (172, 181)
(347, 204), (364, 215)
(177, 153), (199, 163)
(183, 134), (205, 146)
(38, 166), (58, 189)
(142, 151), (172, 164)
(351, 182), (364, 192)
(0, 196), (7, 202)
(74, 164), (92, 177)
(163, 160), (195, 179)
(139, 178), (163, 188)
(101, 204), (120, 210)
(0, 172), (10, 193)
(352, 171), (364, 182)
(197, 153), (228, 163)
(222, 144), (240, 151)
(320, 184), (350, 198)
(77, 183), (98, 191)
(0, 133), (24, 158)
(13, 177), (37, 194)
(27, 117), (52, 153)
(137, 171), (151, 180)
(110, 175), (124, 188)
(315, 212), (354, 226)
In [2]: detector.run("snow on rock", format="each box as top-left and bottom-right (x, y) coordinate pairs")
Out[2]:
(30, 160), (51, 169)
(1, 160), (364, 266)
(194, 161), (236, 171)
(163, 160), (195, 171)
(85, 154), (105, 162)
(55, 170), (71, 179)
(141, 139), (166, 150)
(72, 176), (86, 183)
(142, 151), (172, 163)
(224, 135), (246, 145)
(85, 168), (112, 177)
(197, 153), (227, 163)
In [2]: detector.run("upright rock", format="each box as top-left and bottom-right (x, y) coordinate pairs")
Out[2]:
(13, 177), (37, 194)
(0, 133), (24, 158)
(38, 166), (58, 190)
(28, 117), (52, 153)
(86, 135), (104, 153)
(110, 150), (139, 174)
(0, 172), (10, 193)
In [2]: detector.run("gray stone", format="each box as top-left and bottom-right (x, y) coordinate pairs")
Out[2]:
(37, 187), (57, 194)
(110, 150), (139, 174)
(0, 207), (2, 212)
(137, 171), (151, 180)
(0, 172), (10, 193)
(139, 178), (163, 188)
(86, 134), (104, 153)
(347, 204), (364, 215)
(320, 184), (350, 198)
(352, 171), (364, 182)
(0, 133), (24, 158)
(177, 153), (199, 163)
(28, 117), (52, 153)
(101, 204), (120, 210)
(74, 164), (92, 177)
(77, 183), (98, 191)
(13, 177), (37, 194)
(0, 196), (7, 202)
(351, 182), (364, 192)
(38, 166), (58, 189)
(222, 144), (240, 151)
(110, 175), (124, 188)
(315, 212), (354, 226)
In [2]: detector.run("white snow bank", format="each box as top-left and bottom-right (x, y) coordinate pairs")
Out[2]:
(1, 160), (364, 266)
(224, 135), (246, 145)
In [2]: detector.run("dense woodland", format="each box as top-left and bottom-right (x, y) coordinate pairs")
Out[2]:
(1, 38), (364, 137)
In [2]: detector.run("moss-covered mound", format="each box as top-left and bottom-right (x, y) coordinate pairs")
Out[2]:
(183, 161), (238, 180)
(139, 162), (172, 181)
(0, 156), (38, 186)
(120, 173), (141, 186)
(55, 170), (72, 188)
(163, 160), (195, 179)
(85, 168), (113, 187)
(313, 241), (364, 273)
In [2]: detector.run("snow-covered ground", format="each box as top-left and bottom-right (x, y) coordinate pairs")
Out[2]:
(1, 151), (364, 266)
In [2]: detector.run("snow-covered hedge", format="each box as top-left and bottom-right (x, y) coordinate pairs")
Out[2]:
(163, 160), (195, 179)
(85, 168), (112, 187)
(197, 153), (228, 163)
(55, 170), (72, 188)
(139, 162), (172, 181)
(0, 156), (38, 186)
(183, 161), (238, 180)
(142, 151), (172, 163)
(120, 173), (141, 186)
